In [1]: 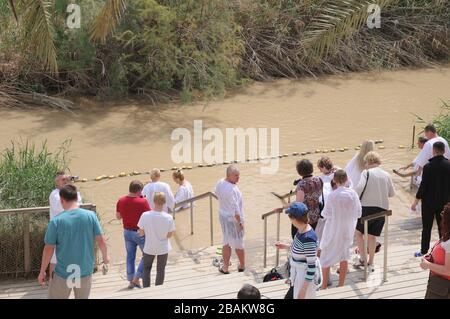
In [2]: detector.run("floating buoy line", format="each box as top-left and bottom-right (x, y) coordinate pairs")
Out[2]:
(72, 139), (407, 184)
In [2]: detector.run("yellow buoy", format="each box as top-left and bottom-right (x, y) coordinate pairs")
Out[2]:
(315, 149), (321, 153)
(160, 168), (166, 172)
(119, 172), (126, 177)
(339, 148), (345, 152)
(344, 147), (349, 151)
(323, 150), (329, 153)
(330, 149), (336, 152)
(378, 145), (385, 149)
(292, 152), (299, 156)
(301, 152), (307, 156)
(355, 147), (360, 151)
(198, 164), (204, 167)
(81, 178), (88, 183)
(171, 167), (178, 171)
(95, 175), (105, 181)
(108, 175), (116, 179)
(398, 145), (406, 149)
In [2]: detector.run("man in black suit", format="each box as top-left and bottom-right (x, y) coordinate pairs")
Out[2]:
(412, 141), (450, 256)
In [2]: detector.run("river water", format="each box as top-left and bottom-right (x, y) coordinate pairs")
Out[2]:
(1, 66), (449, 263)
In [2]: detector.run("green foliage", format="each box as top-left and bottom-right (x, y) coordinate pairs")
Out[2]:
(0, 140), (70, 209)
(113, 0), (243, 100)
(413, 100), (450, 142)
(0, 0), (449, 102)
(435, 101), (450, 142)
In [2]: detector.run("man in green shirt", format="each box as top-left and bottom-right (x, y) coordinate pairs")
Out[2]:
(38, 184), (109, 299)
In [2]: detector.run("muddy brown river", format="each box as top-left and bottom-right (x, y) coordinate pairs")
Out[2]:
(1, 66), (449, 263)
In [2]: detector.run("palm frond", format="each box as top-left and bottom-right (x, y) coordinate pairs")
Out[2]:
(301, 0), (394, 63)
(20, 0), (58, 73)
(90, 0), (127, 44)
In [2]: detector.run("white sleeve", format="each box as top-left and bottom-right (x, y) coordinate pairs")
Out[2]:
(321, 198), (332, 220)
(175, 187), (186, 204)
(165, 184), (176, 210)
(353, 170), (367, 196)
(77, 192), (83, 205)
(354, 192), (362, 218)
(415, 143), (431, 168)
(169, 217), (176, 232)
(137, 214), (145, 229)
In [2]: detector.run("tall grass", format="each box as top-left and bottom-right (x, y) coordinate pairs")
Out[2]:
(413, 100), (450, 142)
(0, 140), (70, 278)
(435, 101), (450, 142)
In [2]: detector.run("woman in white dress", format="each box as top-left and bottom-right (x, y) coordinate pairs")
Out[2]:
(344, 140), (375, 187)
(172, 170), (194, 212)
(319, 170), (362, 289)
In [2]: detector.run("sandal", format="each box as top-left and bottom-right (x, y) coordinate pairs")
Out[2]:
(219, 266), (230, 274)
(238, 267), (245, 272)
(375, 242), (382, 253)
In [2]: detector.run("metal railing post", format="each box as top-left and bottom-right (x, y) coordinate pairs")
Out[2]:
(190, 203), (194, 235)
(263, 217), (268, 268)
(383, 215), (389, 282)
(276, 212), (280, 266)
(209, 194), (213, 246)
(23, 215), (31, 276)
(364, 220), (369, 282)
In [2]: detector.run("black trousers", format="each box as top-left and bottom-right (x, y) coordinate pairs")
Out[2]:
(142, 253), (168, 288)
(421, 207), (443, 255)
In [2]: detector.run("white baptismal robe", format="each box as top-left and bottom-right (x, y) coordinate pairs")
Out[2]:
(344, 155), (364, 187)
(319, 186), (362, 268)
(174, 181), (194, 211)
(214, 179), (244, 221)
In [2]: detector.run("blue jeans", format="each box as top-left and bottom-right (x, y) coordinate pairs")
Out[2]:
(124, 229), (145, 282)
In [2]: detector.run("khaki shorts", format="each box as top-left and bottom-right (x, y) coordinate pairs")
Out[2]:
(48, 274), (92, 299)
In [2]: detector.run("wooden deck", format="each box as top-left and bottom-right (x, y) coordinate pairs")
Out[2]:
(0, 217), (434, 299)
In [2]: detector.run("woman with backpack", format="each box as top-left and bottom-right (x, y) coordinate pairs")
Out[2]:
(276, 202), (320, 299)
(420, 203), (450, 299)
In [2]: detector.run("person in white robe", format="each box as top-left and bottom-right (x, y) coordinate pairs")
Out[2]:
(142, 168), (175, 213)
(315, 157), (353, 242)
(319, 169), (362, 289)
(344, 140), (375, 187)
(172, 170), (194, 211)
(214, 165), (245, 274)
(412, 124), (450, 174)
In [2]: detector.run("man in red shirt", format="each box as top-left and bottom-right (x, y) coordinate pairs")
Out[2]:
(116, 180), (150, 289)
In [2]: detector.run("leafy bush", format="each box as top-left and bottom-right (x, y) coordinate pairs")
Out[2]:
(0, 140), (70, 279)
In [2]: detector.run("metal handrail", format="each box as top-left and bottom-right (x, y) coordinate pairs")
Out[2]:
(168, 191), (218, 247)
(262, 191), (295, 268)
(361, 210), (392, 282)
(0, 203), (96, 276)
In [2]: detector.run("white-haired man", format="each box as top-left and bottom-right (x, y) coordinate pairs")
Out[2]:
(214, 165), (245, 274)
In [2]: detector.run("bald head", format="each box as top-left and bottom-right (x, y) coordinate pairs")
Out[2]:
(226, 165), (240, 184)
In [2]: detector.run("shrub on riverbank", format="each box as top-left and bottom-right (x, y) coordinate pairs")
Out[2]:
(435, 101), (450, 142)
(0, 0), (449, 107)
(0, 140), (69, 278)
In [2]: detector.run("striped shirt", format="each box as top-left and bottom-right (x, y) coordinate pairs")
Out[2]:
(291, 229), (318, 282)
